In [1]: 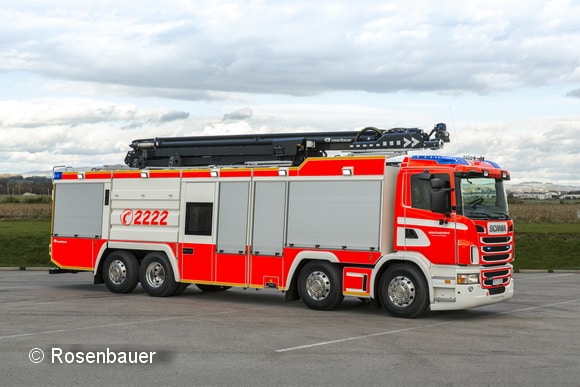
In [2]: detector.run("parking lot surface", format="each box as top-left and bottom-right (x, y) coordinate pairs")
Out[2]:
(1, 271), (579, 385)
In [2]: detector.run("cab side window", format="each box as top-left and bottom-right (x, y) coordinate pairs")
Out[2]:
(410, 175), (431, 210)
(410, 173), (450, 210)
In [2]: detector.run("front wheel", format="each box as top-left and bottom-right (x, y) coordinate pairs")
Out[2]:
(378, 264), (429, 318)
(139, 252), (179, 297)
(298, 261), (344, 311)
(103, 251), (139, 294)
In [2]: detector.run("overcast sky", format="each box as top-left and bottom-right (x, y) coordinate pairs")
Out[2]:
(1, 0), (579, 185)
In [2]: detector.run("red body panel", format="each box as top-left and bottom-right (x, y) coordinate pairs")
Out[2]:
(249, 255), (284, 288)
(290, 156), (386, 176)
(85, 171), (112, 180)
(215, 253), (247, 286)
(219, 169), (252, 178)
(51, 237), (106, 270)
(342, 267), (373, 295)
(179, 243), (214, 282)
(181, 170), (212, 178)
(112, 170), (142, 179)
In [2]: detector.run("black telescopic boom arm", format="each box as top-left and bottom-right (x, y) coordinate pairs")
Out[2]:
(124, 123), (450, 168)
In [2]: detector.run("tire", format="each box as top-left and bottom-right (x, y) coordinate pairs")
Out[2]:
(102, 251), (139, 294)
(297, 261), (344, 311)
(173, 283), (190, 296)
(378, 264), (429, 318)
(139, 252), (179, 297)
(195, 284), (232, 292)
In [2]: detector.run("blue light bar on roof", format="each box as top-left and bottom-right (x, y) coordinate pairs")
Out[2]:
(411, 155), (470, 165)
(485, 160), (502, 168)
(53, 171), (63, 180)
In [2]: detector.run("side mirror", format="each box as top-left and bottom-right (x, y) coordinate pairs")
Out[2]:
(431, 190), (450, 214)
(430, 178), (444, 190)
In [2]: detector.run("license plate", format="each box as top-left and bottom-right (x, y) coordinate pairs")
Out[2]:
(492, 278), (504, 286)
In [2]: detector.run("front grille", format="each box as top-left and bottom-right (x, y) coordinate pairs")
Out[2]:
(480, 236), (513, 264)
(483, 269), (510, 279)
(483, 254), (511, 263)
(482, 236), (511, 244)
(481, 268), (511, 289)
(483, 245), (511, 253)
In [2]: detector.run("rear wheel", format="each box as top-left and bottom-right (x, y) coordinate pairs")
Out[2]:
(173, 283), (190, 296)
(139, 252), (179, 297)
(378, 264), (429, 318)
(298, 261), (344, 311)
(103, 251), (139, 294)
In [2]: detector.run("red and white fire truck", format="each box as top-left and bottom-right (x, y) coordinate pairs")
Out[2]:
(50, 123), (514, 318)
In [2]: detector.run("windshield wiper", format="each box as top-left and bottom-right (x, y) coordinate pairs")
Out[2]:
(465, 210), (510, 220)
(464, 211), (491, 219)
(490, 211), (510, 219)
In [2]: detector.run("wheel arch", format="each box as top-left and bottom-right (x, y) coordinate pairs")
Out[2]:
(370, 252), (433, 303)
(94, 242), (180, 284)
(284, 250), (340, 302)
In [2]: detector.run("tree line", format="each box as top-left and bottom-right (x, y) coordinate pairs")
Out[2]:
(0, 176), (52, 196)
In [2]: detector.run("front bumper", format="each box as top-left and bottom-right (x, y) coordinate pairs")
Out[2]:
(430, 265), (514, 311)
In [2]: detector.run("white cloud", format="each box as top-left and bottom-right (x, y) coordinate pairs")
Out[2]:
(0, 1), (579, 185)
(0, 98), (193, 171)
(2, 1), (580, 96)
(443, 118), (580, 185)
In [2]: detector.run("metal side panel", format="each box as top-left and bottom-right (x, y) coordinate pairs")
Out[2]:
(217, 182), (250, 254)
(53, 182), (105, 238)
(286, 180), (382, 250)
(252, 181), (286, 256)
(110, 178), (180, 201)
(108, 178), (181, 243)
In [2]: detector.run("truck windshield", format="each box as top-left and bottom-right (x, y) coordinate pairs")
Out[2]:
(456, 177), (510, 220)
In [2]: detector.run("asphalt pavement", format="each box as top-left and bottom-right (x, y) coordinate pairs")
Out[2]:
(1, 270), (579, 386)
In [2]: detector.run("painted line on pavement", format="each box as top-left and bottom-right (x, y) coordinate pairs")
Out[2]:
(276, 298), (580, 353)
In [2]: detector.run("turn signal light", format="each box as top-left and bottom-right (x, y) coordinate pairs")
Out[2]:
(457, 273), (479, 284)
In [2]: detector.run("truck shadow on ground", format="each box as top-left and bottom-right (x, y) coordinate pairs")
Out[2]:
(48, 275), (500, 321)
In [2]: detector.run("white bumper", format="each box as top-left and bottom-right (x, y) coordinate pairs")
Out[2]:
(430, 278), (514, 311)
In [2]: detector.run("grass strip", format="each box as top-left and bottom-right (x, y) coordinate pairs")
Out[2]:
(0, 219), (578, 270)
(0, 220), (51, 267)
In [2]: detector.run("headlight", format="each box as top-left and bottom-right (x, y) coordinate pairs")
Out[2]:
(457, 273), (479, 284)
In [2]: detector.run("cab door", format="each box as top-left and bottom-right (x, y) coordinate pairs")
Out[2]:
(396, 170), (459, 265)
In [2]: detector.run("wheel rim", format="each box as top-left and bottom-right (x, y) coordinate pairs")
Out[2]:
(305, 270), (331, 301)
(387, 275), (416, 308)
(108, 259), (127, 285)
(145, 262), (166, 288)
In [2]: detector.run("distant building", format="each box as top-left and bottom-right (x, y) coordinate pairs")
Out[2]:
(513, 191), (560, 200)
(560, 194), (580, 200)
